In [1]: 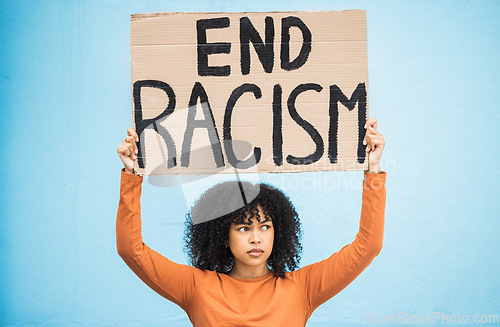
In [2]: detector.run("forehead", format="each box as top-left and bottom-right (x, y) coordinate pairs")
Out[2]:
(232, 217), (273, 226)
(231, 205), (272, 225)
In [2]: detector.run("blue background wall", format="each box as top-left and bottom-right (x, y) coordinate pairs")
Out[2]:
(1, 0), (499, 326)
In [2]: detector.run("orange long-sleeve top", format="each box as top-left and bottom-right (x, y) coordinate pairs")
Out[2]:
(117, 170), (386, 327)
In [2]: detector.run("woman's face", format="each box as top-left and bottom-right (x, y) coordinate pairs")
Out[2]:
(228, 205), (274, 273)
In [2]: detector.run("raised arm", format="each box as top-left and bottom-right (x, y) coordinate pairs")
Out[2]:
(116, 128), (200, 310)
(289, 119), (386, 316)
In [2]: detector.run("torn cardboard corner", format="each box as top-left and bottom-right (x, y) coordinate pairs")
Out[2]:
(131, 10), (369, 175)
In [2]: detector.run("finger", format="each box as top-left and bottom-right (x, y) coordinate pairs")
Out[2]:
(365, 119), (377, 129)
(364, 126), (379, 145)
(133, 138), (138, 154)
(366, 133), (380, 142)
(364, 119), (378, 131)
(125, 143), (136, 160)
(126, 130), (139, 154)
(118, 144), (131, 157)
(364, 126), (374, 144)
(127, 128), (139, 142)
(366, 135), (375, 151)
(368, 137), (385, 151)
(367, 126), (381, 135)
(363, 133), (373, 145)
(366, 134), (384, 150)
(126, 136), (138, 154)
(365, 135), (375, 152)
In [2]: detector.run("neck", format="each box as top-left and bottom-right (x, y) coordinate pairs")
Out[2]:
(228, 263), (271, 279)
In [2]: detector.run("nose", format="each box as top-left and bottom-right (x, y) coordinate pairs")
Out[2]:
(249, 229), (262, 244)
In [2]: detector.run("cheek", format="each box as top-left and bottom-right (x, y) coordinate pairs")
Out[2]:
(228, 231), (241, 249)
(267, 230), (275, 248)
(269, 229), (275, 240)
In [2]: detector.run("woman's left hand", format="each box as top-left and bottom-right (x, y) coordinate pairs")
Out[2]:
(363, 119), (385, 173)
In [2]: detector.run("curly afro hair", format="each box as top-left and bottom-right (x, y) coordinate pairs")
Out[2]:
(184, 180), (302, 278)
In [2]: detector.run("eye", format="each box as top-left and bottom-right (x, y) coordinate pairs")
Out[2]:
(237, 226), (249, 232)
(261, 225), (272, 230)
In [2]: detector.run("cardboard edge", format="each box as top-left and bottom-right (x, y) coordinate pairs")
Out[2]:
(135, 165), (369, 176)
(131, 9), (366, 21)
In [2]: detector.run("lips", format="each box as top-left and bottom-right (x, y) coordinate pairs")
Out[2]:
(247, 249), (264, 257)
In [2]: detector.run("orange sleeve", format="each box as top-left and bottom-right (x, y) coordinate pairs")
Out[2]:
(116, 169), (201, 311)
(288, 171), (386, 316)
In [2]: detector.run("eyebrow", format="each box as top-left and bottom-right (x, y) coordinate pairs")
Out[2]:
(233, 218), (272, 226)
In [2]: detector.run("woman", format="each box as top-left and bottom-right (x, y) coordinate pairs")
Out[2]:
(116, 119), (386, 326)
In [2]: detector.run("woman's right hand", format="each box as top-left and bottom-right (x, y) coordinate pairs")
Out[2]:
(117, 128), (139, 174)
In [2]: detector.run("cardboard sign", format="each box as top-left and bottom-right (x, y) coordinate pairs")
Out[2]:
(131, 10), (368, 175)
